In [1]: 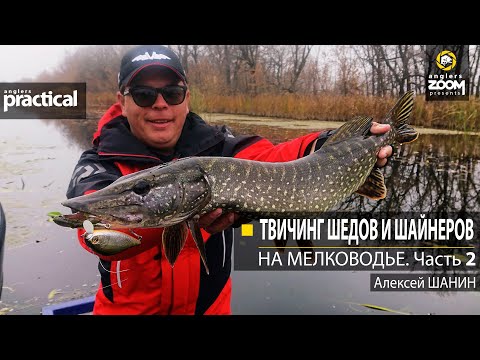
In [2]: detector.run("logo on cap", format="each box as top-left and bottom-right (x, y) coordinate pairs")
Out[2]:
(132, 52), (171, 62)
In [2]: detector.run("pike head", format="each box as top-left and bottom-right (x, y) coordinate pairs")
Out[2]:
(62, 161), (212, 229)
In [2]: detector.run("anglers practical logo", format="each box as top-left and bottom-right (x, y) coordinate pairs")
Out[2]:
(0, 83), (86, 119)
(426, 45), (469, 101)
(132, 52), (171, 62)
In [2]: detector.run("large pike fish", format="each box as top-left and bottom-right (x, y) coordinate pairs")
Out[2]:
(60, 91), (418, 274)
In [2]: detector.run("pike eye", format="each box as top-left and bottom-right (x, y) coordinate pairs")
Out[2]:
(132, 180), (150, 196)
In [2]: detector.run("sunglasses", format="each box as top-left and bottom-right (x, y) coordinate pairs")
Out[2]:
(123, 85), (187, 107)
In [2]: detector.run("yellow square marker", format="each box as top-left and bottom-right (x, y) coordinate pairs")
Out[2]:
(241, 223), (254, 236)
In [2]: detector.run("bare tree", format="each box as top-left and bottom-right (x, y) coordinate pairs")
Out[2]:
(334, 46), (361, 95)
(261, 45), (314, 94)
(411, 45), (426, 95)
(55, 45), (128, 93)
(262, 45), (287, 93)
(33, 44), (480, 101)
(190, 45), (203, 65)
(197, 45), (236, 94)
(470, 45), (480, 98)
(173, 45), (190, 73)
(352, 45), (373, 95)
(302, 55), (320, 95)
(237, 45), (260, 94)
(368, 46), (388, 96)
(285, 45), (313, 93)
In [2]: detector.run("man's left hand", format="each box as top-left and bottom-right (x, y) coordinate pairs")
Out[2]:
(370, 122), (393, 168)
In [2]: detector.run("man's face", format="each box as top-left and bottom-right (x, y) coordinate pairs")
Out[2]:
(118, 67), (190, 152)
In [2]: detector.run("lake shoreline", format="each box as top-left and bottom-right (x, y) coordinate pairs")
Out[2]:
(201, 113), (480, 136)
(86, 108), (480, 136)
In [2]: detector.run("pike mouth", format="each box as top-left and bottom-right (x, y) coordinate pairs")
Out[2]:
(61, 211), (101, 222)
(61, 207), (143, 226)
(62, 196), (144, 225)
(88, 208), (143, 225)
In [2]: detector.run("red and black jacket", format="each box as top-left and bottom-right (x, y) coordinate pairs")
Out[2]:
(66, 103), (332, 315)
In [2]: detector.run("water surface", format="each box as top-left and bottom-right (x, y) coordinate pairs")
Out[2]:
(0, 115), (479, 315)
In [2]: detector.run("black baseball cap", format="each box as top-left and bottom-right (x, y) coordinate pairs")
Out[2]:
(118, 45), (187, 90)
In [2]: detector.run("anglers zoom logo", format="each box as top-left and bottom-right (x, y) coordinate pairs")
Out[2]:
(0, 83), (86, 119)
(425, 45), (469, 101)
(436, 50), (457, 71)
(132, 52), (171, 62)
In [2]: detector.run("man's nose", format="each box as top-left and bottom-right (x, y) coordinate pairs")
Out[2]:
(152, 92), (169, 109)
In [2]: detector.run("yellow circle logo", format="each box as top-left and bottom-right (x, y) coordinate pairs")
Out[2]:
(436, 50), (456, 71)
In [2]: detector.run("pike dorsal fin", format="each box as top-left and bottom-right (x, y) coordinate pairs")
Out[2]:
(322, 116), (373, 147)
(384, 90), (415, 127)
(389, 91), (417, 144)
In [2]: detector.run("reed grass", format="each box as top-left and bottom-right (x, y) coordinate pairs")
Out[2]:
(190, 91), (480, 132)
(86, 89), (480, 132)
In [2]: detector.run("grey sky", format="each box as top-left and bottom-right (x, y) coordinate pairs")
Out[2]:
(0, 45), (87, 82)
(0, 45), (329, 83)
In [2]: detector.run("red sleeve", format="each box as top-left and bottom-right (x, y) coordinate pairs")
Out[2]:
(234, 132), (321, 162)
(92, 103), (122, 145)
(76, 189), (160, 261)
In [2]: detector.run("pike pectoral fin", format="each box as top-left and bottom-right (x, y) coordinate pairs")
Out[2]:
(355, 168), (387, 200)
(162, 222), (189, 268)
(187, 218), (210, 275)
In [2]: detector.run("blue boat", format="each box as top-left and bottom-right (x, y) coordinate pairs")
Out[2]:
(42, 296), (95, 315)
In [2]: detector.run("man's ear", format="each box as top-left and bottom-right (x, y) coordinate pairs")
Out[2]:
(185, 90), (190, 115)
(117, 91), (127, 116)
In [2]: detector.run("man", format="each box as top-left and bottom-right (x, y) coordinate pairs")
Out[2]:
(66, 45), (392, 315)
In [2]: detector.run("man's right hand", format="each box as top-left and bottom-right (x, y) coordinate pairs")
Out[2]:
(198, 208), (241, 234)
